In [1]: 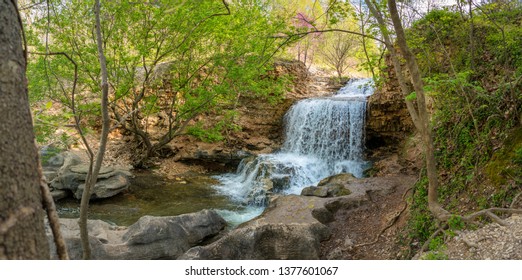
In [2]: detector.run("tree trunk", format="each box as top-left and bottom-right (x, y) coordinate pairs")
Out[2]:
(78, 0), (111, 259)
(0, 0), (50, 259)
(387, 0), (449, 220)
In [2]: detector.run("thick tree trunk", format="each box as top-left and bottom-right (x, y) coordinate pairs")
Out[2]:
(0, 0), (50, 259)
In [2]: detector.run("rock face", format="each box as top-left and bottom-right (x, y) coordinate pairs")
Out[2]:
(180, 222), (329, 260)
(41, 149), (132, 200)
(46, 210), (226, 260)
(366, 55), (414, 150)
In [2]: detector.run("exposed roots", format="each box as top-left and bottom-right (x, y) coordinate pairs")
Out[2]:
(416, 225), (448, 258)
(416, 207), (522, 258)
(461, 207), (522, 224)
(510, 192), (522, 209)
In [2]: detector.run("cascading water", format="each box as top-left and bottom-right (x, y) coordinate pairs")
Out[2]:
(214, 78), (374, 225)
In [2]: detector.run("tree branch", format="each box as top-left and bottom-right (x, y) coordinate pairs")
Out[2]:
(37, 157), (69, 260)
(274, 28), (385, 44)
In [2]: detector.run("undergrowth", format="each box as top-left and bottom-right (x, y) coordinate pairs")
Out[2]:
(403, 2), (522, 258)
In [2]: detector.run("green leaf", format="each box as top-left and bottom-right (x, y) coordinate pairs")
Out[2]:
(406, 92), (417, 101)
(45, 101), (53, 110)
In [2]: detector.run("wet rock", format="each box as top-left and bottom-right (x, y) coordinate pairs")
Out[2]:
(272, 176), (291, 191)
(46, 210), (226, 260)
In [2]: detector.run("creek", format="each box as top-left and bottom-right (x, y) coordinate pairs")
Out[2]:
(56, 79), (374, 227)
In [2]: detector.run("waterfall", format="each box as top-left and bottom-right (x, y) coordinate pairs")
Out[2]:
(213, 78), (374, 225)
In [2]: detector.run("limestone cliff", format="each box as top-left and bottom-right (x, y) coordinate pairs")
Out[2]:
(366, 55), (414, 150)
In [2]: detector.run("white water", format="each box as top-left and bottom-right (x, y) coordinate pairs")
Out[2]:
(214, 78), (374, 225)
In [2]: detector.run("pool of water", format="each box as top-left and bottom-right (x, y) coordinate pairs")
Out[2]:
(56, 171), (242, 226)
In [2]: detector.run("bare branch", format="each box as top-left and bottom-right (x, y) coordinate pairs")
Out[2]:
(37, 158), (69, 260)
(273, 28), (385, 44)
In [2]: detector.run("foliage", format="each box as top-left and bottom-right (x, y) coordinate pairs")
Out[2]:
(447, 215), (464, 231)
(187, 110), (241, 143)
(407, 174), (437, 243)
(26, 0), (291, 166)
(422, 250), (448, 260)
(404, 1), (522, 252)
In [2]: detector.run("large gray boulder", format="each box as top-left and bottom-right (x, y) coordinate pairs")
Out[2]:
(179, 195), (332, 260)
(69, 165), (131, 199)
(180, 222), (329, 260)
(46, 210), (226, 260)
(42, 150), (132, 200)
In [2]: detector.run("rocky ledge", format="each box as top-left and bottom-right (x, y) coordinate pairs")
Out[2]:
(46, 209), (226, 260)
(179, 173), (412, 260)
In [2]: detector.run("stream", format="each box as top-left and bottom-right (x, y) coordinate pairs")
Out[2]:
(213, 78), (374, 224)
(56, 79), (374, 227)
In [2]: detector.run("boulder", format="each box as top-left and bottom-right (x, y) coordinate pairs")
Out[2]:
(301, 173), (354, 198)
(301, 184), (351, 198)
(180, 223), (329, 260)
(46, 210), (227, 260)
(317, 173), (356, 186)
(75, 174), (130, 199)
(50, 189), (68, 200)
(179, 195), (331, 260)
(301, 186), (328, 197)
(48, 160), (132, 200)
